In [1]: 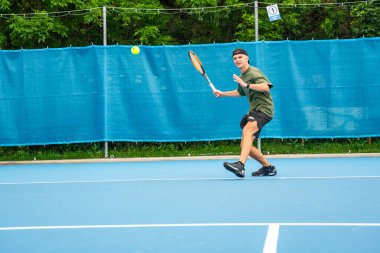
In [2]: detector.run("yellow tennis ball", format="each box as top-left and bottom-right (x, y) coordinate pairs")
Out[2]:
(131, 46), (140, 55)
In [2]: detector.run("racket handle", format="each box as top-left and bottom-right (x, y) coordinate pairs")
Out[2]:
(204, 73), (216, 92)
(208, 82), (216, 92)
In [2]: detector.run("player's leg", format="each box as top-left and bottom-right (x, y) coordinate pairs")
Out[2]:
(223, 120), (258, 178)
(249, 140), (277, 176)
(239, 120), (259, 164)
(248, 143), (271, 167)
(224, 111), (276, 177)
(241, 111), (277, 176)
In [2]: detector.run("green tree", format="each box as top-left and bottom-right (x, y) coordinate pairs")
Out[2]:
(0, 0), (11, 11)
(0, 0), (379, 48)
(133, 25), (173, 44)
(0, 32), (5, 48)
(107, 0), (174, 45)
(8, 13), (68, 48)
(1, 0), (106, 48)
(172, 0), (243, 44)
(321, 5), (351, 39)
(350, 2), (380, 37)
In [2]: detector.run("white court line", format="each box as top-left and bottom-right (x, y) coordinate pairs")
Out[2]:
(1, 152), (379, 165)
(263, 224), (280, 253)
(2, 222), (379, 253)
(0, 175), (380, 185)
(1, 222), (380, 231)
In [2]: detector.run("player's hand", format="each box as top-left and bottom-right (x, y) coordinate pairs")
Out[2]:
(213, 89), (222, 97)
(233, 74), (248, 88)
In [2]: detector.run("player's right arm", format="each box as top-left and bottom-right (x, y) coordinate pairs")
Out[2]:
(214, 89), (240, 98)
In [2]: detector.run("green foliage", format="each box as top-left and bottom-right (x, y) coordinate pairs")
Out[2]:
(279, 11), (302, 39)
(235, 13), (255, 41)
(0, 31), (5, 47)
(107, 0), (174, 45)
(8, 13), (68, 48)
(0, 1), (379, 49)
(176, 0), (218, 8)
(49, 0), (110, 9)
(262, 138), (380, 155)
(321, 6), (350, 39)
(1, 138), (379, 161)
(350, 3), (380, 37)
(134, 25), (173, 45)
(0, 0), (11, 11)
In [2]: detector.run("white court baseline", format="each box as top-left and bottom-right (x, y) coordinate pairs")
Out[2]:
(0, 175), (380, 186)
(1, 223), (380, 253)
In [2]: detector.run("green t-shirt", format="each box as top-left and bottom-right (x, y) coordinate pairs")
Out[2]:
(237, 66), (274, 118)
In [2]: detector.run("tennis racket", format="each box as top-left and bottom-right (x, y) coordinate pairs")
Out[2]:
(188, 50), (217, 92)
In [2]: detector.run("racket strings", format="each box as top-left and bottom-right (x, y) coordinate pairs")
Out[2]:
(189, 52), (205, 75)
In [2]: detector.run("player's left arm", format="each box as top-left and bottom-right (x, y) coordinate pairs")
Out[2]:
(233, 74), (271, 92)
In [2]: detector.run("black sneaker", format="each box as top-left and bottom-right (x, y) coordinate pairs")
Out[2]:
(223, 161), (245, 178)
(252, 165), (277, 177)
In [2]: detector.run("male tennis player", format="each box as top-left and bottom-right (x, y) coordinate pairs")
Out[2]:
(213, 48), (276, 178)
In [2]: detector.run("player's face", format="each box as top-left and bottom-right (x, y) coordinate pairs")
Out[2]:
(233, 54), (249, 69)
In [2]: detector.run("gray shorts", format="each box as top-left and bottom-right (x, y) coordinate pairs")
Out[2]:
(240, 110), (272, 138)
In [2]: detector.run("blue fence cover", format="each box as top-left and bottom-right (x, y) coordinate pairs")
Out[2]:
(1, 38), (379, 146)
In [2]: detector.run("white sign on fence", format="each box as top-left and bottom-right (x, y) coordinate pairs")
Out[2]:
(266, 4), (281, 22)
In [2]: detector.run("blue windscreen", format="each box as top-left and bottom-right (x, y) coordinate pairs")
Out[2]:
(0, 38), (379, 146)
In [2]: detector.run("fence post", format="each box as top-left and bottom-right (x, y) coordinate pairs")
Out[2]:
(254, 1), (262, 152)
(102, 6), (109, 158)
(255, 0), (259, 42)
(103, 6), (107, 46)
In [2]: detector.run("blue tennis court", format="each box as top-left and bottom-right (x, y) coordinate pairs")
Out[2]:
(1, 156), (380, 253)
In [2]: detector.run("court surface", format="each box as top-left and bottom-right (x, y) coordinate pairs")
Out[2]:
(1, 156), (380, 253)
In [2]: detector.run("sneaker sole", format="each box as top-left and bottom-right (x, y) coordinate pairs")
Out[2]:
(223, 164), (245, 178)
(252, 171), (277, 177)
